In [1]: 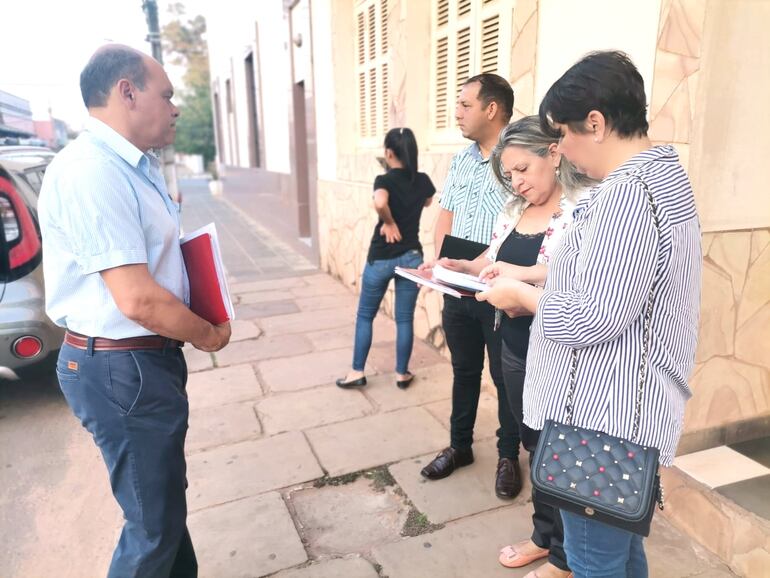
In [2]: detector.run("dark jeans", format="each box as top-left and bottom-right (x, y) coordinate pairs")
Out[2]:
(353, 249), (423, 374)
(501, 342), (568, 571)
(56, 342), (197, 578)
(442, 296), (519, 459)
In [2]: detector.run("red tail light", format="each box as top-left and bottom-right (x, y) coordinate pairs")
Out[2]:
(0, 175), (41, 281)
(12, 336), (43, 359)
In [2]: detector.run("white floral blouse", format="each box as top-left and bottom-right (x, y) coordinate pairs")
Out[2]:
(485, 191), (586, 267)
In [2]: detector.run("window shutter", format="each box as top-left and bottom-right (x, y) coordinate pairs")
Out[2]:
(357, 12), (365, 65)
(381, 0), (388, 55)
(435, 36), (449, 129)
(368, 4), (377, 60)
(431, 0), (514, 140)
(456, 26), (471, 95)
(382, 62), (389, 131)
(359, 72), (367, 137)
(437, 0), (449, 26)
(369, 67), (377, 137)
(480, 14), (498, 73)
(355, 0), (389, 141)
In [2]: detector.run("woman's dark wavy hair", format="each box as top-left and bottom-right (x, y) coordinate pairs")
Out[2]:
(539, 50), (648, 138)
(384, 127), (419, 180)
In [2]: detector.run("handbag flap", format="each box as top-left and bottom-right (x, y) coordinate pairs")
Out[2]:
(532, 420), (660, 522)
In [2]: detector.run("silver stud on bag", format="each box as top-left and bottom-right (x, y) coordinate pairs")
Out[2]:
(570, 482), (577, 489)
(623, 474), (630, 480)
(576, 460), (583, 467)
(558, 434), (565, 440)
(603, 444), (611, 451)
(617, 497), (625, 504)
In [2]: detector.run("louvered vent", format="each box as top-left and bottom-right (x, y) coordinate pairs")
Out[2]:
(437, 0), (449, 26)
(435, 36), (449, 129)
(357, 11), (365, 65)
(369, 68), (377, 136)
(480, 15), (499, 73)
(381, 0), (388, 55)
(456, 26), (471, 94)
(359, 72), (367, 137)
(382, 63), (389, 132)
(458, 0), (471, 17)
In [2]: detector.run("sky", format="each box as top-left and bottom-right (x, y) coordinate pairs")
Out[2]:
(1, 0), (209, 130)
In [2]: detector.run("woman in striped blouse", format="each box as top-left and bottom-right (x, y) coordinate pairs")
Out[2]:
(477, 51), (702, 578)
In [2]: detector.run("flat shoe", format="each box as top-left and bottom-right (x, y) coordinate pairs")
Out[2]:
(396, 373), (414, 389)
(522, 568), (573, 578)
(498, 543), (549, 569)
(335, 376), (367, 389)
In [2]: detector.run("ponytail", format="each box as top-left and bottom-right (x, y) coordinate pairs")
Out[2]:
(384, 127), (419, 181)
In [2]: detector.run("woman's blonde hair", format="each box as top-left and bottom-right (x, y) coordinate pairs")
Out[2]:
(490, 115), (594, 216)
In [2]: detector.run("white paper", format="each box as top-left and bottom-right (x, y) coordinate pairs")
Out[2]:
(432, 264), (489, 292)
(394, 267), (464, 298)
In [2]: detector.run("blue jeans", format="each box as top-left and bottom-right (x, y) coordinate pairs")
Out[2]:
(561, 510), (648, 578)
(57, 341), (196, 578)
(353, 250), (422, 374)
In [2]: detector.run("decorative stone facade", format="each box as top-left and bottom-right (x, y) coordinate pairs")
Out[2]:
(318, 3), (770, 454)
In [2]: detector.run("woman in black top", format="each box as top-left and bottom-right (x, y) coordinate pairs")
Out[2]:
(336, 128), (435, 390)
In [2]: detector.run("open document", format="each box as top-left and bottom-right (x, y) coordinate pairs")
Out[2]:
(394, 264), (489, 298)
(180, 223), (235, 324)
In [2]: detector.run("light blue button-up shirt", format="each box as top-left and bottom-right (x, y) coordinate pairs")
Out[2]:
(38, 117), (189, 339)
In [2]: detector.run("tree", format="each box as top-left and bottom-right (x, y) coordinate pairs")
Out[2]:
(162, 4), (215, 166)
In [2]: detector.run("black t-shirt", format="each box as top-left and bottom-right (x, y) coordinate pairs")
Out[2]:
(367, 169), (436, 262)
(495, 229), (545, 358)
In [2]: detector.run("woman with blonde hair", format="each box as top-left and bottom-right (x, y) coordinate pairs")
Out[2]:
(437, 114), (592, 578)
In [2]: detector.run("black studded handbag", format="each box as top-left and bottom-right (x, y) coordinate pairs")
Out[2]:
(531, 178), (664, 537)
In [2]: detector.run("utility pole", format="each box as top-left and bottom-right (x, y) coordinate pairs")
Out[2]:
(142, 0), (179, 202)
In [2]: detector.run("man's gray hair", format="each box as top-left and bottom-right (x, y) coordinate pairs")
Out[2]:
(80, 45), (148, 108)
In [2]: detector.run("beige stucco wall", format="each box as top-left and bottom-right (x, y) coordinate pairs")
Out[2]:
(315, 0), (770, 446)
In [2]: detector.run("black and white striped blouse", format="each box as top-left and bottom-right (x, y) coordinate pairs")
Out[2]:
(523, 145), (702, 465)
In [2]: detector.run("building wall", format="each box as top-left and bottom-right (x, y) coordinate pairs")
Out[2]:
(205, 0), (770, 450)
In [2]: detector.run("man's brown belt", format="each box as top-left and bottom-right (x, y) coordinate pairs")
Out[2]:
(64, 331), (183, 351)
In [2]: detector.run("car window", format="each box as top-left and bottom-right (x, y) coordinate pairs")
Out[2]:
(23, 168), (44, 194)
(9, 171), (39, 212)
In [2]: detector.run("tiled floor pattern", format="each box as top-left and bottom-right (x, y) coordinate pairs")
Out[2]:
(674, 436), (770, 520)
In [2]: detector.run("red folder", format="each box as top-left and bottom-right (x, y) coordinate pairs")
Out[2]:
(180, 225), (233, 324)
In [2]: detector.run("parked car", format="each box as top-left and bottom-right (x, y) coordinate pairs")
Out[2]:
(0, 146), (63, 379)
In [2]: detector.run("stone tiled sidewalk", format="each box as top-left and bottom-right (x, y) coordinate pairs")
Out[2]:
(180, 180), (736, 577)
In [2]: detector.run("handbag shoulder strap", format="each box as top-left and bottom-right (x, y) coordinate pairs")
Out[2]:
(564, 177), (661, 442)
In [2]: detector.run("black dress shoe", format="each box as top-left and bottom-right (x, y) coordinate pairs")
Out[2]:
(396, 373), (414, 389)
(335, 376), (367, 389)
(420, 447), (474, 480)
(495, 457), (522, 499)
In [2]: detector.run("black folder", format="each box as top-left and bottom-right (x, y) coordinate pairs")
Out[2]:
(438, 235), (489, 260)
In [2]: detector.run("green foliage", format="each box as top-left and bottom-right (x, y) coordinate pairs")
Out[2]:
(162, 4), (215, 164)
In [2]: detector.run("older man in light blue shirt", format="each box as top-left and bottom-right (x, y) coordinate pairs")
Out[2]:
(38, 45), (230, 578)
(42, 115), (189, 338)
